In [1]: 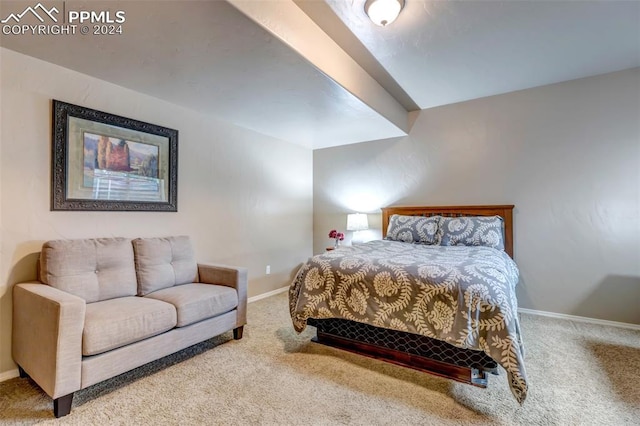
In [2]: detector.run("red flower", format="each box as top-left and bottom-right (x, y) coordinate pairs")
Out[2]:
(328, 229), (344, 245)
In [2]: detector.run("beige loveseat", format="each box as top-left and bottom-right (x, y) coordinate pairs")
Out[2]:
(12, 236), (247, 418)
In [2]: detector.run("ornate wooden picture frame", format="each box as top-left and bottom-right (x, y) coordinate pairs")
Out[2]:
(51, 100), (178, 211)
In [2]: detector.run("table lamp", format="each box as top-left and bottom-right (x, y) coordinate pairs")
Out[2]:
(347, 213), (369, 244)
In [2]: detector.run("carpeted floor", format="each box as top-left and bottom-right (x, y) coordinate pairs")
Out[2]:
(1, 292), (639, 425)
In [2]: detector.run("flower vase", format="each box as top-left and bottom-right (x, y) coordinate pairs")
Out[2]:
(334, 239), (340, 249)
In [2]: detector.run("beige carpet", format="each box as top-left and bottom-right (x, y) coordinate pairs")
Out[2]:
(1, 292), (639, 425)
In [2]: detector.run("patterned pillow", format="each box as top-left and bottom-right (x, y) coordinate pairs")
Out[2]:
(385, 214), (440, 244)
(438, 215), (505, 250)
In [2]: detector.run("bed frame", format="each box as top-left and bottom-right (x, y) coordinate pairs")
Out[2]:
(310, 205), (515, 388)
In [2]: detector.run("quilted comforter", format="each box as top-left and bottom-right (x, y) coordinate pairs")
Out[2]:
(289, 240), (527, 403)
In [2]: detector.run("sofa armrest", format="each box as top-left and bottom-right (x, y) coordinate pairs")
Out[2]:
(12, 283), (86, 399)
(197, 263), (247, 326)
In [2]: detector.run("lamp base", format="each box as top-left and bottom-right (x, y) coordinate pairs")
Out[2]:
(351, 231), (366, 245)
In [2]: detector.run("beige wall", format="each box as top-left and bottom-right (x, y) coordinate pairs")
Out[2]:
(0, 48), (313, 375)
(314, 68), (640, 324)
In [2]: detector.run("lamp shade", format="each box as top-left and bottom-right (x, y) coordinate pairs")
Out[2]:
(364, 0), (404, 27)
(346, 213), (369, 232)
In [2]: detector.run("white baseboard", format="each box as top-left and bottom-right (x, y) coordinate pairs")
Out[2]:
(248, 286), (289, 303)
(518, 307), (640, 331)
(0, 369), (19, 383)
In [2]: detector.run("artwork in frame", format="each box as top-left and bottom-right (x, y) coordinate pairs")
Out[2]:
(51, 100), (178, 211)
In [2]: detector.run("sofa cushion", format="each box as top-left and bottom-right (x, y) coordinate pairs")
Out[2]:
(144, 283), (238, 327)
(40, 238), (137, 303)
(133, 236), (199, 296)
(83, 297), (177, 356)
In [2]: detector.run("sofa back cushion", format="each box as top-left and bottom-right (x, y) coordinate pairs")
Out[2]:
(40, 238), (137, 303)
(133, 236), (198, 296)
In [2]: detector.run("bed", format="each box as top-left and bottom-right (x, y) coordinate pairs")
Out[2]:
(288, 205), (527, 403)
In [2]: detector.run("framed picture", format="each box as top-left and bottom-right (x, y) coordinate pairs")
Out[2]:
(51, 100), (178, 211)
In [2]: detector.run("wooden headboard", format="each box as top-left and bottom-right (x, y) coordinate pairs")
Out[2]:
(381, 205), (515, 258)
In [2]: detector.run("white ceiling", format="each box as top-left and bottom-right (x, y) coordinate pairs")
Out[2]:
(1, 0), (638, 149)
(325, 0), (640, 109)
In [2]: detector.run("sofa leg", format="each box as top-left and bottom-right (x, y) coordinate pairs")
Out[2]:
(54, 393), (73, 418)
(18, 365), (30, 379)
(233, 326), (244, 340)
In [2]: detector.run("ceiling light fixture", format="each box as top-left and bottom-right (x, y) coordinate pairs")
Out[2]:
(364, 0), (405, 27)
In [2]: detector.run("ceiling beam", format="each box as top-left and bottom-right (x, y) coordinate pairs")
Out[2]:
(226, 0), (409, 134)
(294, 0), (420, 113)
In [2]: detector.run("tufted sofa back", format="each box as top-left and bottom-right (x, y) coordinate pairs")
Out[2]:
(39, 238), (137, 303)
(132, 235), (198, 296)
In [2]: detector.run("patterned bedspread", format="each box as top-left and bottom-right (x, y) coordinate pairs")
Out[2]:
(289, 240), (527, 403)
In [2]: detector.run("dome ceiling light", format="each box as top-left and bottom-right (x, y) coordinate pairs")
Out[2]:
(364, 0), (405, 27)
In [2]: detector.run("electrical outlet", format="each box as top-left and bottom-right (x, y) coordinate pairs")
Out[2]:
(266, 265), (271, 275)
